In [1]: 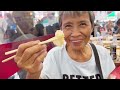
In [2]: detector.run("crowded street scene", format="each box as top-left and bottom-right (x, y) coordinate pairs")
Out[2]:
(0, 11), (120, 79)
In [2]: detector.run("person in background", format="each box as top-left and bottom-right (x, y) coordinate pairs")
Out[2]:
(114, 18), (120, 34)
(113, 25), (118, 34)
(53, 22), (60, 32)
(94, 23), (101, 37)
(106, 20), (114, 35)
(8, 12), (38, 79)
(35, 21), (45, 36)
(13, 11), (115, 79)
(10, 11), (39, 42)
(3, 13), (17, 43)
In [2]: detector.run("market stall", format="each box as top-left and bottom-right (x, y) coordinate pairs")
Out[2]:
(90, 34), (120, 67)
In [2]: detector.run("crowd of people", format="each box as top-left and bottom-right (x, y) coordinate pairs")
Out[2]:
(0, 11), (60, 44)
(93, 19), (120, 37)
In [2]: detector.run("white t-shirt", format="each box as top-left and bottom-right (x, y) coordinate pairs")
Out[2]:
(40, 43), (115, 79)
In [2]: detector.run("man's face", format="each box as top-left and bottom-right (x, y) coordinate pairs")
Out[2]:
(61, 12), (93, 50)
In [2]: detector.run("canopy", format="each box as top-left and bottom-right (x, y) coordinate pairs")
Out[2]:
(106, 11), (116, 21)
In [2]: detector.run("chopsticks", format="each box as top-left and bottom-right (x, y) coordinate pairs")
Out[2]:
(2, 37), (57, 63)
(2, 55), (16, 63)
(5, 37), (57, 55)
(5, 49), (18, 55)
(2, 30), (64, 63)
